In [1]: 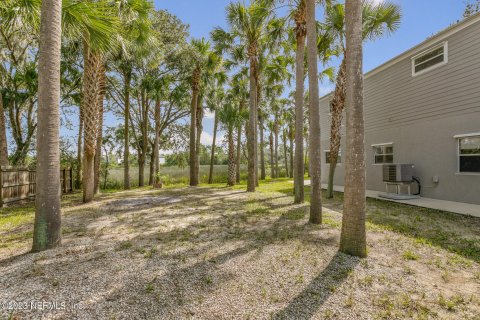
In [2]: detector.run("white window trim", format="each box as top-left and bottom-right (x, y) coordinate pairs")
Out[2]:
(371, 142), (394, 147)
(453, 132), (480, 139)
(411, 41), (448, 77)
(455, 133), (480, 174)
(372, 143), (394, 165)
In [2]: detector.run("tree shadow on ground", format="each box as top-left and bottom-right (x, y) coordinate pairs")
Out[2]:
(273, 252), (359, 319)
(278, 185), (480, 263)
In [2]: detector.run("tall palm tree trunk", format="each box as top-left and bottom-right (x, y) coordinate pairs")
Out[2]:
(195, 94), (203, 183)
(208, 111), (218, 184)
(123, 68), (132, 190)
(149, 150), (154, 185)
(82, 41), (103, 203)
(289, 127), (294, 178)
(340, 0), (367, 258)
(138, 90), (147, 187)
(283, 130), (288, 178)
(259, 114), (266, 180)
(0, 93), (9, 166)
(138, 155), (145, 186)
(269, 131), (274, 178)
(274, 119), (279, 179)
(247, 57), (257, 192)
(306, 0), (322, 224)
(153, 99), (161, 186)
(76, 110), (83, 189)
(190, 67), (200, 186)
(255, 85), (260, 187)
(327, 58), (346, 198)
(94, 68), (106, 194)
(236, 103), (243, 183)
(32, 0), (62, 251)
(294, 29), (306, 203)
(227, 128), (236, 186)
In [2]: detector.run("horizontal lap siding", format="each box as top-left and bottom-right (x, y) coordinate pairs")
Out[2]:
(318, 19), (480, 205)
(364, 22), (480, 132)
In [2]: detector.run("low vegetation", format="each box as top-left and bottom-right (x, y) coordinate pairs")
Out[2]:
(1, 179), (479, 318)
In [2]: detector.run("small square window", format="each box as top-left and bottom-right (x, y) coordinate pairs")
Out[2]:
(412, 42), (448, 76)
(373, 144), (393, 164)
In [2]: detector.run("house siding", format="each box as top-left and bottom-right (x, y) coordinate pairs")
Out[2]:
(320, 18), (480, 205)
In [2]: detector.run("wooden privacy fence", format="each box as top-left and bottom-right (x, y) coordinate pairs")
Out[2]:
(0, 167), (73, 206)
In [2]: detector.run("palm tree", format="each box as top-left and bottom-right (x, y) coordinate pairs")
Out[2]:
(229, 68), (249, 183)
(188, 39), (219, 186)
(218, 94), (245, 186)
(30, 0), (119, 250)
(325, 1), (401, 198)
(32, 0), (62, 252)
(292, 0), (307, 203)
(267, 121), (275, 178)
(110, 0), (154, 190)
(339, 0), (367, 258)
(212, 0), (281, 192)
(80, 0), (126, 202)
(306, 0), (322, 223)
(207, 73), (227, 184)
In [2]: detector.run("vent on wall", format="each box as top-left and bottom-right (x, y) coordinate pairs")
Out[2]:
(383, 164), (414, 183)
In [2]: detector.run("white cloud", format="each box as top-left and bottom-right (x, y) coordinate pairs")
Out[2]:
(200, 131), (226, 146)
(371, 0), (385, 4)
(204, 109), (215, 119)
(200, 131), (214, 145)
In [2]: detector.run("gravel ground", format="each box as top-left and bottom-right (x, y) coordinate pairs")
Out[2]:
(1, 185), (479, 319)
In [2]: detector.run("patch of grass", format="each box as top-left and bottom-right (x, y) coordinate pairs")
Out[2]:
(203, 275), (213, 285)
(245, 202), (270, 215)
(441, 270), (451, 283)
(117, 241), (133, 251)
(402, 250), (420, 261)
(281, 208), (305, 220)
(446, 254), (473, 267)
(358, 275), (374, 287)
(0, 205), (35, 231)
(145, 283), (155, 293)
(344, 294), (354, 308)
(438, 294), (464, 311)
(144, 248), (157, 259)
(474, 271), (480, 282)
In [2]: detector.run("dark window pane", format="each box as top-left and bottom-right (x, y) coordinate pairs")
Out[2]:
(460, 156), (480, 173)
(415, 47), (444, 65)
(385, 146), (393, 154)
(385, 155), (394, 163)
(415, 55), (445, 73)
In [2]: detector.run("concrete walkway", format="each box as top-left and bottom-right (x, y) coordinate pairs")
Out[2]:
(301, 181), (480, 218)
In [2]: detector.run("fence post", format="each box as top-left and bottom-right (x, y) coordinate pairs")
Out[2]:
(0, 167), (3, 207)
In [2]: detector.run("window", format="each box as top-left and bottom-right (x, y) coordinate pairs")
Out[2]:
(412, 42), (448, 76)
(458, 135), (480, 173)
(325, 150), (341, 164)
(373, 143), (393, 164)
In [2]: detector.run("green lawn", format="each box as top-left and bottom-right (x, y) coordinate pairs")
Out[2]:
(0, 178), (479, 319)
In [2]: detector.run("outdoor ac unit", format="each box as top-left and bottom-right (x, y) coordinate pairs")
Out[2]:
(383, 164), (414, 183)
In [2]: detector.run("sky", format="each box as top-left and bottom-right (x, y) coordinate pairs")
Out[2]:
(61, 0), (467, 150)
(149, 0), (466, 146)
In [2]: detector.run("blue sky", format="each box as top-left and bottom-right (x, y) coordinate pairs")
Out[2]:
(150, 0), (465, 145)
(60, 1), (467, 149)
